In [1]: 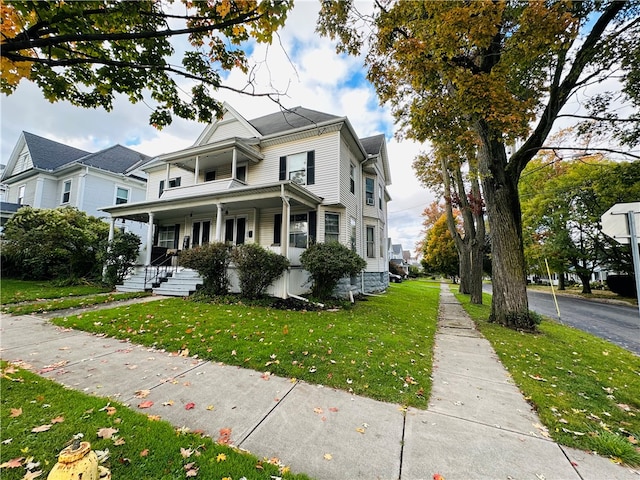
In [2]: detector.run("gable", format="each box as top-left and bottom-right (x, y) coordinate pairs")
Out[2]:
(193, 103), (260, 146)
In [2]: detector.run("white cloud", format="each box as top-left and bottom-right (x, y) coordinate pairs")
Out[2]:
(0, 1), (432, 250)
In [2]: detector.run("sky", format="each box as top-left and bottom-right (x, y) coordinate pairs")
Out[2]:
(0, 1), (434, 255)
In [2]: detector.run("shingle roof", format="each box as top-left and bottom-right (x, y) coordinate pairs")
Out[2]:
(23, 132), (90, 171)
(360, 134), (385, 156)
(76, 144), (151, 174)
(248, 107), (342, 136)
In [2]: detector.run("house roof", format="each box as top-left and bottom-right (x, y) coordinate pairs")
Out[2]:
(73, 144), (151, 174)
(360, 134), (385, 156)
(23, 131), (90, 171)
(248, 107), (342, 136)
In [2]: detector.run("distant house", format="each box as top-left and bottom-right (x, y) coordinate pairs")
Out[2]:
(388, 241), (410, 276)
(101, 103), (392, 298)
(1, 132), (149, 242)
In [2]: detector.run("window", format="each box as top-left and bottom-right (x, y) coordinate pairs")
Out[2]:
(158, 225), (177, 249)
(115, 186), (129, 205)
(159, 177), (181, 197)
(279, 151), (315, 185)
(350, 164), (356, 194)
(17, 185), (25, 205)
(366, 226), (375, 258)
(379, 183), (383, 209)
(224, 217), (246, 245)
(290, 213), (308, 248)
(61, 180), (71, 204)
(205, 170), (216, 182)
(350, 217), (356, 251)
(236, 165), (247, 182)
(325, 213), (339, 243)
(365, 178), (374, 205)
(191, 221), (211, 247)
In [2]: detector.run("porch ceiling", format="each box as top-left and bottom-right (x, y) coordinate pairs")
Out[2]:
(101, 181), (323, 223)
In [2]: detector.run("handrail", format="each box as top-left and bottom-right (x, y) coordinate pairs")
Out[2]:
(144, 251), (179, 289)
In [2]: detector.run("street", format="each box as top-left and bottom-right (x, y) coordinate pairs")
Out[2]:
(483, 285), (640, 355)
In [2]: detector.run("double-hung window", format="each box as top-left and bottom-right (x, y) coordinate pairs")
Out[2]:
(366, 226), (375, 258)
(61, 180), (71, 204)
(159, 177), (181, 197)
(350, 164), (356, 194)
(325, 213), (339, 243)
(290, 213), (308, 248)
(279, 151), (315, 185)
(115, 186), (129, 205)
(17, 185), (25, 205)
(158, 225), (178, 249)
(365, 178), (375, 206)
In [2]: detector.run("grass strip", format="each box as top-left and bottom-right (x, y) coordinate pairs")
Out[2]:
(456, 292), (640, 466)
(1, 279), (112, 305)
(51, 280), (440, 408)
(0, 362), (311, 479)
(1, 292), (151, 315)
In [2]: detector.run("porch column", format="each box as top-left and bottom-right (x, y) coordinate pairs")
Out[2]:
(145, 212), (154, 266)
(165, 163), (171, 185)
(215, 204), (223, 242)
(194, 156), (200, 184)
(281, 194), (290, 260)
(102, 217), (117, 281)
(231, 148), (237, 180)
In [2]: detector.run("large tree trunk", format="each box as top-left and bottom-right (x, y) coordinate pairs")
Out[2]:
(458, 248), (471, 294)
(476, 123), (534, 330)
(558, 273), (566, 291)
(470, 238), (484, 304)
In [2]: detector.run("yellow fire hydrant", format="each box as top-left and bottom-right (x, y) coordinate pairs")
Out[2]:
(47, 440), (111, 480)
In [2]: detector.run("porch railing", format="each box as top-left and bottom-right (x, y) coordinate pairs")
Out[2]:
(144, 252), (179, 289)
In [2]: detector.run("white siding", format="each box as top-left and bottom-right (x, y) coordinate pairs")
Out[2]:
(10, 145), (33, 176)
(146, 166), (194, 200)
(201, 112), (257, 144)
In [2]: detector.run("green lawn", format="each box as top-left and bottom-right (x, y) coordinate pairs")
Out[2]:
(0, 362), (311, 480)
(457, 292), (640, 466)
(1, 291), (151, 315)
(0, 279), (112, 305)
(51, 280), (441, 408)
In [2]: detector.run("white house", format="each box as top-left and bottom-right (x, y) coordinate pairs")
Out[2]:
(1, 132), (150, 242)
(101, 103), (392, 298)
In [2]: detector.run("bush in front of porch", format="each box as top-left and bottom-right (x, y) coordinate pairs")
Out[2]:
(179, 242), (231, 295)
(231, 243), (289, 299)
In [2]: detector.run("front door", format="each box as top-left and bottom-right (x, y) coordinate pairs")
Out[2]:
(224, 217), (246, 245)
(191, 220), (211, 247)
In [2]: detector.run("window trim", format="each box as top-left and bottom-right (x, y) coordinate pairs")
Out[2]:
(365, 177), (375, 206)
(279, 151), (315, 185)
(325, 212), (340, 243)
(61, 179), (72, 204)
(366, 225), (375, 258)
(17, 184), (26, 205)
(115, 185), (130, 205)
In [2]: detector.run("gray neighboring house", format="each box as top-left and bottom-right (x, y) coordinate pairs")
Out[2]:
(1, 132), (150, 248)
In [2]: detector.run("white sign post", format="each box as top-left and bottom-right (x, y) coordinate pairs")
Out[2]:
(601, 202), (640, 319)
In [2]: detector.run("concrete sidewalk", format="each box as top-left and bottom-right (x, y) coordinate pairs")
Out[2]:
(1, 284), (638, 479)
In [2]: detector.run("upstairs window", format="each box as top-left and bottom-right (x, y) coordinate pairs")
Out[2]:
(115, 186), (129, 205)
(17, 185), (25, 205)
(350, 164), (356, 194)
(61, 180), (71, 204)
(325, 213), (339, 243)
(205, 170), (216, 182)
(279, 151), (315, 185)
(159, 177), (181, 197)
(365, 178), (374, 206)
(379, 183), (383, 209)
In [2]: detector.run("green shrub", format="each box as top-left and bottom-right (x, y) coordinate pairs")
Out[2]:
(300, 242), (366, 299)
(100, 231), (141, 286)
(231, 243), (289, 299)
(179, 242), (230, 295)
(2, 206), (109, 281)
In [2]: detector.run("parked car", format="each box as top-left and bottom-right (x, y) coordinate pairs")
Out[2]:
(389, 273), (402, 283)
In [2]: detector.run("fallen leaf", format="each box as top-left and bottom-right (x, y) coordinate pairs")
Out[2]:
(147, 415), (161, 421)
(217, 428), (232, 445)
(97, 427), (119, 439)
(356, 427), (366, 434)
(313, 407), (323, 415)
(206, 405), (214, 411)
(2, 439), (12, 445)
(433, 475), (446, 480)
(31, 424), (52, 433)
(113, 437), (126, 446)
(10, 408), (22, 417)
(50, 416), (64, 424)
(185, 402), (195, 410)
(162, 400), (174, 407)
(216, 453), (227, 463)
(22, 470), (42, 479)
(134, 389), (151, 398)
(138, 400), (154, 409)
(140, 449), (149, 457)
(180, 448), (193, 458)
(185, 469), (198, 477)
(328, 407), (339, 413)
(0, 457), (23, 468)
(323, 453), (332, 460)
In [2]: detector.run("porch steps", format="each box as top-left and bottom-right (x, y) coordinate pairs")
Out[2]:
(116, 270), (151, 293)
(152, 269), (203, 297)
